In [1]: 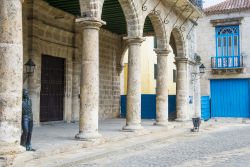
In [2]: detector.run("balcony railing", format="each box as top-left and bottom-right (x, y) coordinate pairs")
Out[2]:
(189, 0), (203, 9)
(211, 56), (243, 69)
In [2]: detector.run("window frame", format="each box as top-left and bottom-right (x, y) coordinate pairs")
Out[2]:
(215, 25), (240, 57)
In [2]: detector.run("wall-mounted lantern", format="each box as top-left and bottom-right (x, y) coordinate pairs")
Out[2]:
(199, 64), (206, 74)
(25, 58), (36, 76)
(192, 64), (206, 81)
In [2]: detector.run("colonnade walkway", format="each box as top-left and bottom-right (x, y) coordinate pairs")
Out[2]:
(13, 119), (197, 165)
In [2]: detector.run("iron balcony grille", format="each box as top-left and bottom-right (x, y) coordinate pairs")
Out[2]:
(189, 0), (203, 10)
(211, 56), (243, 69)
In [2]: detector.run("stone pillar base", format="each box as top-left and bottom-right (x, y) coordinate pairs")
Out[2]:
(175, 118), (189, 122)
(75, 132), (102, 141)
(154, 121), (168, 127)
(0, 143), (25, 166)
(0, 143), (25, 156)
(122, 124), (143, 132)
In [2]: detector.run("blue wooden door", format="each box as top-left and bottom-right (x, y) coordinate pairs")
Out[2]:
(211, 79), (250, 118)
(201, 96), (210, 121)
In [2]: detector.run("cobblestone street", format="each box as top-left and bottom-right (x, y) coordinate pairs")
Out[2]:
(61, 123), (250, 167)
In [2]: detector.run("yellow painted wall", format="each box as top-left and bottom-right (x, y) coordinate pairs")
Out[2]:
(121, 37), (176, 95)
(167, 48), (177, 95)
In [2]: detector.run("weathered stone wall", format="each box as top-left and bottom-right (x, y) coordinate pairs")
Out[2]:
(23, 0), (75, 124)
(22, 0), (121, 123)
(99, 29), (121, 119)
(197, 11), (250, 96)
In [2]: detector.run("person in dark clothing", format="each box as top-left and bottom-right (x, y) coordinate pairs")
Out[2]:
(20, 89), (35, 151)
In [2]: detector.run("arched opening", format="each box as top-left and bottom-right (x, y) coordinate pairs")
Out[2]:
(101, 0), (127, 34)
(120, 12), (169, 121)
(170, 28), (185, 58)
(170, 28), (187, 121)
(99, 0), (129, 120)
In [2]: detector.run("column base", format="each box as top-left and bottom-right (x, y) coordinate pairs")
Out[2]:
(75, 131), (102, 141)
(0, 143), (25, 156)
(175, 118), (189, 122)
(122, 124), (143, 132)
(154, 121), (168, 127)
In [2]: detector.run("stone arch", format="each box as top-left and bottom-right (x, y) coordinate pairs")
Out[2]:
(170, 27), (186, 57)
(146, 12), (168, 50)
(100, 0), (141, 37)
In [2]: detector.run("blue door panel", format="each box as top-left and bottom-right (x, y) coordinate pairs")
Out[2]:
(168, 95), (177, 120)
(141, 95), (156, 119)
(201, 96), (210, 121)
(120, 95), (176, 119)
(211, 79), (250, 118)
(120, 95), (126, 118)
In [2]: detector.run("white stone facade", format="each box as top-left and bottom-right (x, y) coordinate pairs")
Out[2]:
(197, 10), (250, 96)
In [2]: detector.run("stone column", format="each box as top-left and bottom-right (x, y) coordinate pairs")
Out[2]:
(194, 65), (201, 118)
(123, 37), (144, 131)
(71, 61), (81, 122)
(75, 18), (105, 140)
(0, 0), (24, 155)
(154, 49), (170, 126)
(64, 58), (73, 123)
(175, 57), (189, 121)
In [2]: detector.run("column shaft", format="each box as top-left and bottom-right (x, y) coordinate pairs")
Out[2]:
(0, 0), (24, 154)
(123, 37), (144, 131)
(175, 58), (189, 121)
(155, 49), (169, 126)
(75, 19), (104, 140)
(194, 65), (201, 118)
(71, 61), (80, 122)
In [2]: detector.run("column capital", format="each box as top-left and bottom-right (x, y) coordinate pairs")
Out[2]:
(154, 48), (171, 56)
(175, 57), (188, 63)
(76, 17), (106, 30)
(123, 37), (145, 45)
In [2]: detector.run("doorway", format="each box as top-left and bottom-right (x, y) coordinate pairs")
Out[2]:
(40, 55), (65, 122)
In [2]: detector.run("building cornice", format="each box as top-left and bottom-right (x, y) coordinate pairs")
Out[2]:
(210, 17), (244, 27)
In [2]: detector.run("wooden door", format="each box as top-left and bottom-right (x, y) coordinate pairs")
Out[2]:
(211, 79), (250, 118)
(40, 55), (65, 122)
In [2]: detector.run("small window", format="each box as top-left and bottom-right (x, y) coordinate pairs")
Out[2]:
(154, 64), (157, 79)
(154, 37), (157, 48)
(173, 69), (177, 83)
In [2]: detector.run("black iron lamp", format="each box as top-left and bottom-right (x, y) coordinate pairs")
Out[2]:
(25, 58), (36, 76)
(199, 64), (205, 74)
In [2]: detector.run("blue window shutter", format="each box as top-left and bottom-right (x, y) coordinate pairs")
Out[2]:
(213, 26), (241, 68)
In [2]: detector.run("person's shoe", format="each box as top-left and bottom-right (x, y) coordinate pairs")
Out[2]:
(26, 147), (36, 151)
(26, 146), (36, 151)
